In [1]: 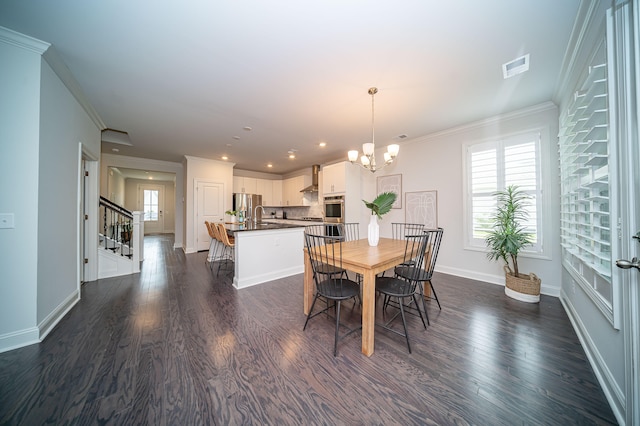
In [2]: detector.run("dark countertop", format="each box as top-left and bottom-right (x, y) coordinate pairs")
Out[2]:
(224, 221), (305, 232)
(264, 218), (324, 222)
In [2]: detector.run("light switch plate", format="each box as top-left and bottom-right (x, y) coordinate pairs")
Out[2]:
(0, 213), (15, 229)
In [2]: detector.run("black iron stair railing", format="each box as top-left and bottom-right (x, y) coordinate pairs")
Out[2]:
(99, 196), (134, 258)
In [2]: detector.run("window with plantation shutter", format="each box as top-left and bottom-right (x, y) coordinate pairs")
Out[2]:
(465, 132), (542, 254)
(558, 36), (614, 314)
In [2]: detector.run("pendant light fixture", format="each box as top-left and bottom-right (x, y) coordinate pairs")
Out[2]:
(348, 87), (399, 172)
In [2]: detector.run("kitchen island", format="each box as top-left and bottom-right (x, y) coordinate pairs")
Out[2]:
(224, 220), (309, 289)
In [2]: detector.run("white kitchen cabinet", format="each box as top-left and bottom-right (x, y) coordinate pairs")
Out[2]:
(256, 179), (273, 206)
(322, 161), (358, 195)
(233, 176), (257, 194)
(282, 175), (310, 206)
(272, 180), (283, 206)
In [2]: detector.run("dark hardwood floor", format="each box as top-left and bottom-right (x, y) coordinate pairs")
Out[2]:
(0, 235), (617, 425)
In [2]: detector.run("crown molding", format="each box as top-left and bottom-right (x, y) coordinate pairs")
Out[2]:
(405, 101), (557, 146)
(553, 0), (608, 104)
(0, 26), (105, 129)
(42, 46), (105, 129)
(0, 25), (49, 54)
(102, 153), (184, 172)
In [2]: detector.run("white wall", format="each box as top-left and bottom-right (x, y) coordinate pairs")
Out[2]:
(183, 155), (235, 253)
(37, 57), (101, 326)
(0, 29), (43, 351)
(371, 102), (561, 296)
(107, 167), (126, 205)
(0, 26), (102, 352)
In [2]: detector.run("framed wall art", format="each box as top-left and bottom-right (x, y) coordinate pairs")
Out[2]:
(405, 190), (438, 228)
(376, 174), (402, 209)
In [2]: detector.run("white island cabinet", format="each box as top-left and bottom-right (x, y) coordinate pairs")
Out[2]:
(226, 222), (305, 289)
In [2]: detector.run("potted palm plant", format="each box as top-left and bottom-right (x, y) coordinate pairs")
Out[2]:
(363, 191), (397, 246)
(485, 185), (541, 303)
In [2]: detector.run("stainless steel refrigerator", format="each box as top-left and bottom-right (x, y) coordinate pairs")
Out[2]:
(232, 193), (263, 222)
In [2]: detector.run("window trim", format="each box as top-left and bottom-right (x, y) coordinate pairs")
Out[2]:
(462, 127), (551, 261)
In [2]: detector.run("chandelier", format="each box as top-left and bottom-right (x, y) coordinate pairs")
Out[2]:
(348, 87), (399, 172)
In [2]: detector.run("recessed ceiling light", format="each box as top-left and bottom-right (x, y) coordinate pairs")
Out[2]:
(288, 149), (296, 159)
(226, 143), (232, 147)
(233, 136), (240, 140)
(319, 142), (327, 147)
(243, 126), (252, 131)
(111, 148), (119, 152)
(267, 164), (273, 168)
(222, 155), (228, 160)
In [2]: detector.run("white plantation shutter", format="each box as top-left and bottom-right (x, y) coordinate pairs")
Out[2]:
(469, 145), (497, 241)
(466, 132), (542, 252)
(558, 37), (613, 309)
(504, 139), (538, 245)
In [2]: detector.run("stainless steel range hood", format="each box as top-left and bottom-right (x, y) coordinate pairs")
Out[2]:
(300, 164), (320, 193)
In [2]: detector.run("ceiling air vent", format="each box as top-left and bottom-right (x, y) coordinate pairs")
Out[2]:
(502, 54), (530, 79)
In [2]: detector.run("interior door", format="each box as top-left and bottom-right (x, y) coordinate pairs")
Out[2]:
(139, 184), (165, 234)
(196, 180), (225, 251)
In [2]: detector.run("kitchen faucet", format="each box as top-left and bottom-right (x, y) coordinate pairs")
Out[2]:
(254, 205), (266, 223)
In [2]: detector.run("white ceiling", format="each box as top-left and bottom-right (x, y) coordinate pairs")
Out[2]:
(110, 167), (176, 183)
(0, 0), (580, 175)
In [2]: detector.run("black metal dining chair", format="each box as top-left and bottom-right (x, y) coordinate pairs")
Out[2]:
(392, 222), (426, 240)
(375, 231), (431, 353)
(395, 227), (444, 312)
(338, 222), (359, 242)
(303, 231), (361, 356)
(379, 222), (426, 277)
(338, 223), (362, 285)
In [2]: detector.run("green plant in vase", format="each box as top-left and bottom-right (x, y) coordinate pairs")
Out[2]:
(362, 191), (397, 246)
(225, 210), (238, 223)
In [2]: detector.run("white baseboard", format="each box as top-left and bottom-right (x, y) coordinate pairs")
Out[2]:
(560, 290), (625, 425)
(233, 265), (304, 290)
(38, 289), (80, 341)
(1, 289), (81, 353)
(435, 265), (504, 286)
(435, 265), (559, 297)
(0, 326), (40, 354)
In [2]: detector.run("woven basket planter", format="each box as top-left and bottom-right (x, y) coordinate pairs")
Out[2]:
(503, 266), (541, 303)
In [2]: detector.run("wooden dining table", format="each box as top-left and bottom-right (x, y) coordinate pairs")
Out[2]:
(303, 237), (412, 356)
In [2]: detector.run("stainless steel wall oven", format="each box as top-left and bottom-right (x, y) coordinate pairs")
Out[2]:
(323, 195), (344, 223)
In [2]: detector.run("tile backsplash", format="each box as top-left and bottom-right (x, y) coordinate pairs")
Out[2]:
(263, 204), (323, 219)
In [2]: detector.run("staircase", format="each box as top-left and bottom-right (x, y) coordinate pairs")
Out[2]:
(98, 196), (143, 279)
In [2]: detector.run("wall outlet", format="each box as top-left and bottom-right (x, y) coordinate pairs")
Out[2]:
(0, 213), (15, 229)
